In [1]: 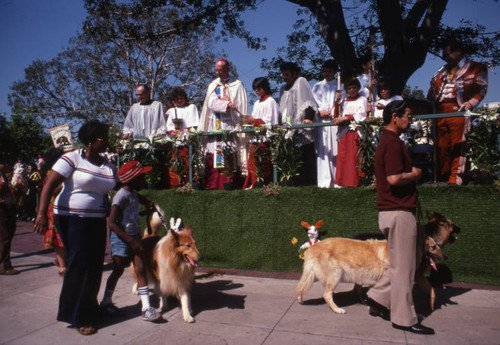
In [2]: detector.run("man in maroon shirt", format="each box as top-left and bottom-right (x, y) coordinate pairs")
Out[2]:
(365, 101), (434, 335)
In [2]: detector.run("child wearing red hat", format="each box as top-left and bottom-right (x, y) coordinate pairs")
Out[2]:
(100, 161), (161, 322)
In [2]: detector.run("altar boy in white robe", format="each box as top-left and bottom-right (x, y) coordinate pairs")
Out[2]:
(312, 60), (343, 188)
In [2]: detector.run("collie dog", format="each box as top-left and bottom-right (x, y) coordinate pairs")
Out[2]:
(140, 226), (202, 323)
(296, 211), (456, 313)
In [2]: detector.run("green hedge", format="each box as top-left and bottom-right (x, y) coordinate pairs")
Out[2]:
(141, 185), (500, 286)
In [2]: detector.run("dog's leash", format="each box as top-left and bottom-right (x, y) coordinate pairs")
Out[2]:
(152, 205), (170, 234)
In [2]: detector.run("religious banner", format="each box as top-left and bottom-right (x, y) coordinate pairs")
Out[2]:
(49, 124), (74, 151)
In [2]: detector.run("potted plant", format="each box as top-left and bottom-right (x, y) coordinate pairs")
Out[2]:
(269, 125), (303, 186)
(220, 130), (238, 190)
(357, 117), (383, 185)
(168, 131), (189, 188)
(249, 125), (272, 188)
(466, 108), (500, 185)
(186, 129), (205, 189)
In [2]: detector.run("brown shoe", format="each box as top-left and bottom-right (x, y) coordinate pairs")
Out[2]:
(0, 268), (19, 275)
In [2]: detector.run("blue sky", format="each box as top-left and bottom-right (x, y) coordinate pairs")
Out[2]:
(0, 0), (498, 117)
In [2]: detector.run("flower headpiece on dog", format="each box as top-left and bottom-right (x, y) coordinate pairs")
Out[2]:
(118, 160), (152, 184)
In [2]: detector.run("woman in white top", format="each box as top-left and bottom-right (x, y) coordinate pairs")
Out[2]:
(165, 87), (200, 187)
(34, 121), (117, 335)
(242, 77), (279, 188)
(165, 87), (200, 134)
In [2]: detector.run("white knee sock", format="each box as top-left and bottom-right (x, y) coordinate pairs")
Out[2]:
(138, 286), (150, 310)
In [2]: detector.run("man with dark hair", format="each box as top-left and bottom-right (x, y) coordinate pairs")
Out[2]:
(312, 60), (341, 188)
(279, 62), (318, 185)
(427, 39), (488, 185)
(365, 100), (434, 335)
(123, 84), (167, 139)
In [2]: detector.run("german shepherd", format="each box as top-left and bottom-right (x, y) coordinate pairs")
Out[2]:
(296, 211), (459, 314)
(139, 225), (202, 323)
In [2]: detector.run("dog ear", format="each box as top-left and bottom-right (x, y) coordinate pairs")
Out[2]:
(301, 221), (310, 229)
(315, 220), (323, 229)
(169, 228), (180, 243)
(175, 218), (182, 229)
(170, 217), (175, 229)
(426, 210), (434, 221)
(183, 224), (192, 236)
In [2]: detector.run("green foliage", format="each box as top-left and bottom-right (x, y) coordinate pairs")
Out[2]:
(9, 0), (265, 126)
(141, 185), (500, 285)
(357, 117), (383, 183)
(466, 114), (500, 174)
(269, 126), (303, 182)
(120, 136), (172, 185)
(0, 114), (52, 164)
(263, 1), (499, 94)
(220, 131), (239, 178)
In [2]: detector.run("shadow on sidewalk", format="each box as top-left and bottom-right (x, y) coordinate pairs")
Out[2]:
(12, 248), (55, 260)
(191, 279), (246, 315)
(13, 261), (56, 273)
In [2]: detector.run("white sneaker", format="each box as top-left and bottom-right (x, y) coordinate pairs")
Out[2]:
(142, 307), (161, 322)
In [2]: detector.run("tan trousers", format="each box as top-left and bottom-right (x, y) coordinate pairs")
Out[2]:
(367, 210), (418, 327)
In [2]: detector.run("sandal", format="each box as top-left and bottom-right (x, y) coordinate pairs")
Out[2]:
(77, 326), (97, 335)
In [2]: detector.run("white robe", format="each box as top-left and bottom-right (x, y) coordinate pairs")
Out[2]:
(199, 76), (248, 170)
(338, 96), (368, 141)
(373, 95), (404, 119)
(166, 104), (200, 132)
(123, 100), (167, 138)
(312, 78), (339, 188)
(251, 96), (279, 126)
(279, 77), (318, 145)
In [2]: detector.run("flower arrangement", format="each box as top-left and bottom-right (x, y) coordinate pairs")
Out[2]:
(120, 135), (172, 186)
(357, 117), (383, 184)
(174, 182), (195, 194)
(186, 129), (205, 184)
(263, 182), (281, 197)
(168, 131), (190, 185)
(268, 125), (303, 184)
(250, 124), (272, 183)
(220, 130), (239, 178)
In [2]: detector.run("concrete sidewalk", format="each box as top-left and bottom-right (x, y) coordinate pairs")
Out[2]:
(1, 222), (500, 345)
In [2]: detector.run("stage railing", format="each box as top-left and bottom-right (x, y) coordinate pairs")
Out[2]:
(121, 110), (497, 186)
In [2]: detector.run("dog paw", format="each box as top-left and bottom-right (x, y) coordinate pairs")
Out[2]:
(184, 315), (195, 323)
(297, 296), (304, 304)
(334, 308), (346, 314)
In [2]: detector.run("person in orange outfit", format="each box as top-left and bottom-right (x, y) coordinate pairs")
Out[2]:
(427, 39), (488, 185)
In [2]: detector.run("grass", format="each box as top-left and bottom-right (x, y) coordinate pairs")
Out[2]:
(140, 185), (500, 286)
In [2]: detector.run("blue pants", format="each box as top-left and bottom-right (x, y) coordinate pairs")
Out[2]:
(56, 215), (107, 326)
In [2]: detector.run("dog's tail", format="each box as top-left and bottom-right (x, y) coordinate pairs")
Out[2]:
(296, 256), (317, 300)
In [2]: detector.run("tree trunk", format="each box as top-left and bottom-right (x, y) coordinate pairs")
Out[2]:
(289, 0), (448, 93)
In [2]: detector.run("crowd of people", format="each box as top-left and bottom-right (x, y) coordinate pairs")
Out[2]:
(120, 38), (488, 190)
(0, 38), (490, 336)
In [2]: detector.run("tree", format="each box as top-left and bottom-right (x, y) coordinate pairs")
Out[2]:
(264, 0), (499, 94)
(0, 114), (52, 164)
(8, 0), (263, 126)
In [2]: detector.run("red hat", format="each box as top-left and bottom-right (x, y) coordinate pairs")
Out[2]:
(118, 161), (152, 184)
